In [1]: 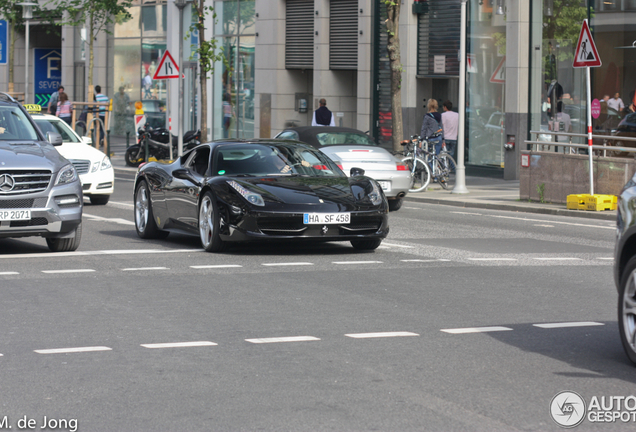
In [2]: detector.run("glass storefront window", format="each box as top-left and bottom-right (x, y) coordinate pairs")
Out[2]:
(141, 40), (167, 105)
(466, 0), (507, 168)
(212, 0), (255, 140)
(114, 7), (141, 38)
(142, 4), (167, 37)
(112, 39), (141, 135)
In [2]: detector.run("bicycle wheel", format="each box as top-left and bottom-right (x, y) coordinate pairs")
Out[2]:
(401, 156), (431, 192)
(433, 158), (449, 189)
(438, 152), (456, 175)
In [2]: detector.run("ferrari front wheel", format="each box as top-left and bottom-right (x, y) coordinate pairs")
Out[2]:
(199, 192), (227, 252)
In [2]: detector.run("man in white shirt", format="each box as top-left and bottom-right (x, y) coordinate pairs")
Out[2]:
(441, 100), (459, 159)
(550, 101), (572, 142)
(312, 98), (335, 127)
(608, 92), (625, 111)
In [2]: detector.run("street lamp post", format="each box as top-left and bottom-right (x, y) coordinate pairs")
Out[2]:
(174, 0), (190, 157)
(452, 0), (469, 194)
(18, 2), (37, 104)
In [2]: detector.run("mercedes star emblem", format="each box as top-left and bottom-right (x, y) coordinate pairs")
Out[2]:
(0, 174), (15, 192)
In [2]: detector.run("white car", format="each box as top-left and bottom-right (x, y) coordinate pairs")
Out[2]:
(31, 112), (114, 205)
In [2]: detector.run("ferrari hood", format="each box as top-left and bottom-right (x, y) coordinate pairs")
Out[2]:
(235, 176), (356, 205)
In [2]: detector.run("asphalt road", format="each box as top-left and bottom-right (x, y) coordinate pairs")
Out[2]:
(0, 170), (632, 431)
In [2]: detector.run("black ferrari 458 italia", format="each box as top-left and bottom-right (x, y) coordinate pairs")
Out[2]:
(133, 139), (389, 252)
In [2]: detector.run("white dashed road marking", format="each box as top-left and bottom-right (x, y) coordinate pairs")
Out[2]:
(533, 321), (604, 329)
(401, 259), (451, 263)
(35, 346), (112, 354)
(83, 213), (135, 226)
(490, 214), (614, 230)
(41, 269), (96, 274)
(245, 336), (320, 344)
(332, 261), (383, 265)
(190, 264), (243, 269)
(122, 267), (169, 271)
(468, 258), (518, 261)
(451, 211), (483, 216)
(345, 332), (419, 339)
(382, 243), (415, 249)
(533, 258), (582, 261)
(141, 341), (218, 349)
(0, 272), (19, 275)
(261, 262), (314, 266)
(0, 249), (202, 259)
(441, 326), (513, 334)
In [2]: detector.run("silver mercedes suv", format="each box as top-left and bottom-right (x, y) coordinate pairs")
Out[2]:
(0, 93), (83, 252)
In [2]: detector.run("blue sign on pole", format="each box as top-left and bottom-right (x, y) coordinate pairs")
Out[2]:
(34, 48), (62, 107)
(0, 20), (7, 65)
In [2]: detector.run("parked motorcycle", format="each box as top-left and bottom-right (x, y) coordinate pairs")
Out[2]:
(125, 125), (201, 167)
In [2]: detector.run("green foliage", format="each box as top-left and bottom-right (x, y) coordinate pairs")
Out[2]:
(45, 0), (132, 35)
(537, 183), (546, 203)
(185, 5), (229, 79)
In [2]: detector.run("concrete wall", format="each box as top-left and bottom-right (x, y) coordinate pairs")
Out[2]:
(520, 150), (636, 203)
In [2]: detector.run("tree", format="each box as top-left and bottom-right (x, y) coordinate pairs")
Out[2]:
(45, 0), (131, 101)
(0, 0), (24, 93)
(385, 0), (403, 152)
(187, 3), (228, 141)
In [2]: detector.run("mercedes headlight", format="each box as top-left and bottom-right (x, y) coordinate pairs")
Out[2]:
(55, 164), (78, 185)
(100, 156), (112, 171)
(227, 180), (265, 206)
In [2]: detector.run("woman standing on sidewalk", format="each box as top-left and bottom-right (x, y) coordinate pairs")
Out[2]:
(55, 92), (73, 126)
(420, 99), (444, 155)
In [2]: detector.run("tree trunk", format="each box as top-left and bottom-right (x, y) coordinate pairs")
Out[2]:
(8, 22), (14, 93)
(198, 0), (208, 140)
(386, 2), (403, 152)
(87, 15), (94, 102)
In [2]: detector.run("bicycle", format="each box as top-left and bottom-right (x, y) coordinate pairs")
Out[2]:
(401, 135), (457, 191)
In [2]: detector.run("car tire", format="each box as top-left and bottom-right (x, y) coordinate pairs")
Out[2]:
(388, 197), (403, 212)
(350, 238), (382, 251)
(199, 191), (227, 253)
(134, 180), (169, 239)
(46, 222), (82, 252)
(618, 256), (636, 365)
(125, 145), (144, 167)
(90, 195), (110, 205)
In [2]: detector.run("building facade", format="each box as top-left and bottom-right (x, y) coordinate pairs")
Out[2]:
(1, 0), (634, 179)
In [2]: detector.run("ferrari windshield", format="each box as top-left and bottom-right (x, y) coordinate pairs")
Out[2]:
(0, 106), (39, 141)
(215, 143), (345, 177)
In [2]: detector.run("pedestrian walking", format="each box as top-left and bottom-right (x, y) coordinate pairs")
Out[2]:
(312, 98), (335, 127)
(55, 91), (73, 126)
(48, 85), (64, 114)
(94, 85), (109, 146)
(441, 100), (458, 159)
(420, 98), (444, 155)
(223, 93), (234, 138)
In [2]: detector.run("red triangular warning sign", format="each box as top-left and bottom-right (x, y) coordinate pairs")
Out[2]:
(153, 50), (180, 79)
(490, 56), (505, 84)
(573, 20), (601, 68)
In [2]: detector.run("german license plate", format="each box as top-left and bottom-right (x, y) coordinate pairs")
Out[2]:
(377, 181), (391, 191)
(0, 210), (31, 221)
(303, 213), (350, 224)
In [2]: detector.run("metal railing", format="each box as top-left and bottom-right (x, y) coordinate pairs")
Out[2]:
(526, 131), (636, 157)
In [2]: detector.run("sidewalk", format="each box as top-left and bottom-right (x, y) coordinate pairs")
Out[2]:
(106, 135), (617, 222)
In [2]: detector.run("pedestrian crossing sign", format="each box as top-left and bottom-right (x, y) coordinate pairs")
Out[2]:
(573, 19), (601, 68)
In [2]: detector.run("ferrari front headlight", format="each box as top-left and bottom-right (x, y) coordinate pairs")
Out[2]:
(368, 180), (383, 206)
(227, 180), (265, 206)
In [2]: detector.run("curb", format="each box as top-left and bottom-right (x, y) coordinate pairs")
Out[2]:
(405, 196), (616, 221)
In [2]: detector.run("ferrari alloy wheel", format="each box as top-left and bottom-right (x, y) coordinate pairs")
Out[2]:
(619, 256), (636, 365)
(199, 192), (226, 252)
(134, 180), (168, 239)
